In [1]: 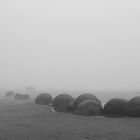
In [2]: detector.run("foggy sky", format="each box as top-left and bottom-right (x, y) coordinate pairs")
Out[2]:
(0, 0), (140, 90)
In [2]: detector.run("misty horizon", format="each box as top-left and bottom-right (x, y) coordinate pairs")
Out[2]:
(0, 0), (140, 91)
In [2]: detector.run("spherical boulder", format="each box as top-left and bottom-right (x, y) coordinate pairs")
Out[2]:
(5, 91), (15, 98)
(73, 93), (101, 110)
(104, 98), (127, 115)
(125, 96), (140, 117)
(35, 93), (53, 105)
(67, 100), (75, 112)
(53, 94), (73, 112)
(75, 99), (102, 116)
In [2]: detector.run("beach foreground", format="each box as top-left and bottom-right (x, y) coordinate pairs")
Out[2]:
(0, 99), (140, 140)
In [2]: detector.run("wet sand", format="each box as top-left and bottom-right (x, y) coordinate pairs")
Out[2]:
(0, 99), (140, 140)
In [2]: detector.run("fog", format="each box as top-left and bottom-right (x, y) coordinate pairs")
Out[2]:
(0, 0), (140, 91)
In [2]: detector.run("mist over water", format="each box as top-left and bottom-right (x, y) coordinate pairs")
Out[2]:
(0, 0), (140, 94)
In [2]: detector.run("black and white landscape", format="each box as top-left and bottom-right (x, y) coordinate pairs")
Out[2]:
(0, 0), (140, 139)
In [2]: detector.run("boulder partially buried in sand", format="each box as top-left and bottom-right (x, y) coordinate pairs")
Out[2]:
(125, 96), (140, 117)
(15, 93), (29, 100)
(104, 98), (127, 116)
(53, 94), (73, 112)
(75, 100), (102, 116)
(5, 91), (15, 98)
(35, 93), (53, 105)
(73, 93), (101, 110)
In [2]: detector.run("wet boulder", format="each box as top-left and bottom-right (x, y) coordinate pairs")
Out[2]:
(75, 99), (102, 116)
(104, 98), (127, 116)
(73, 93), (101, 110)
(15, 93), (29, 100)
(53, 94), (73, 112)
(35, 93), (53, 105)
(5, 91), (15, 98)
(125, 96), (140, 117)
(67, 100), (75, 112)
